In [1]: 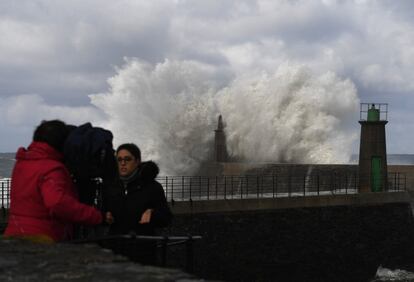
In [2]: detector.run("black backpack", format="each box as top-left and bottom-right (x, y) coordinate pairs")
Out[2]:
(64, 123), (117, 205)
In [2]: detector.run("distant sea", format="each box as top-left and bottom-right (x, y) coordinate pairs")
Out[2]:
(1, 153), (414, 179)
(0, 153), (15, 179)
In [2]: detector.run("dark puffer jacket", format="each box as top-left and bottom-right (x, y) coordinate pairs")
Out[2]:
(103, 161), (172, 235)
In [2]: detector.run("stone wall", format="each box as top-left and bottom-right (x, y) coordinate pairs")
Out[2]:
(167, 201), (414, 282)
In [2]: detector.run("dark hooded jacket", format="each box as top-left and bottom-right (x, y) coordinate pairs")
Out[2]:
(103, 161), (172, 235)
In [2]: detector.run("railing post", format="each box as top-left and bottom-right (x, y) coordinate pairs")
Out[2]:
(288, 174), (291, 197)
(199, 176), (202, 200)
(160, 236), (168, 267)
(257, 176), (259, 198)
(303, 175), (306, 196)
(215, 176), (218, 200)
(231, 176), (234, 199)
(317, 174), (320, 196)
(224, 176), (227, 200)
(355, 172), (357, 192)
(241, 176), (243, 199)
(182, 176), (185, 200)
(171, 178), (174, 203)
(207, 177), (210, 200)
(272, 174), (275, 198)
(395, 173), (398, 191)
(345, 174), (348, 194)
(1, 181), (4, 217)
(165, 176), (168, 201)
(185, 236), (194, 273)
(1, 181), (3, 210)
(404, 173), (407, 191)
(275, 175), (278, 198)
(189, 178), (192, 201)
(261, 176), (264, 197)
(246, 176), (249, 198)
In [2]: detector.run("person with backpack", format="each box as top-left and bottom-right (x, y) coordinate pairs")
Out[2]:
(4, 120), (104, 243)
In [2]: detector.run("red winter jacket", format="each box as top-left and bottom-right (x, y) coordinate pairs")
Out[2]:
(4, 142), (102, 242)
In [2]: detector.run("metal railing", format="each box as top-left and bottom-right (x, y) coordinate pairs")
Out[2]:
(1, 178), (11, 219)
(0, 172), (407, 209)
(159, 172), (406, 202)
(70, 234), (202, 273)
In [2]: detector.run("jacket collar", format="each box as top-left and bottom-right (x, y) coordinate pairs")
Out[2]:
(16, 141), (64, 162)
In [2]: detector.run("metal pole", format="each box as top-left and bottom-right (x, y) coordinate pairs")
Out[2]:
(189, 178), (192, 201)
(215, 176), (218, 200)
(1, 182), (3, 210)
(185, 236), (194, 273)
(165, 176), (168, 201)
(246, 176), (249, 198)
(182, 176), (185, 200)
(316, 172), (321, 196)
(207, 177), (210, 200)
(199, 176), (202, 200)
(224, 176), (227, 200)
(288, 174), (291, 197)
(275, 175), (278, 198)
(241, 176), (243, 199)
(231, 176), (234, 199)
(171, 178), (174, 203)
(345, 174), (348, 194)
(303, 175), (306, 196)
(395, 173), (398, 191)
(161, 236), (168, 267)
(404, 173), (407, 191)
(1, 182), (4, 218)
(355, 172), (357, 192)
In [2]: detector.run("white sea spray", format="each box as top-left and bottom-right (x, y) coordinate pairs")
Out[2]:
(90, 59), (359, 175)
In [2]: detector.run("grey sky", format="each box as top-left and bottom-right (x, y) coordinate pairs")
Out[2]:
(0, 0), (413, 155)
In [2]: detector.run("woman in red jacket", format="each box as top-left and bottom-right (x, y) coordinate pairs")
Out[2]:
(4, 120), (103, 242)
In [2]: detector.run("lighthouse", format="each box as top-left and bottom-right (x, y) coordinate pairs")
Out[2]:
(358, 103), (388, 193)
(214, 115), (228, 162)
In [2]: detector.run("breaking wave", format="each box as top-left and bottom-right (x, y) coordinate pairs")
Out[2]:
(90, 59), (359, 175)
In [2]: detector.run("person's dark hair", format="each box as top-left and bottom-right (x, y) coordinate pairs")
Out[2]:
(116, 143), (141, 161)
(33, 120), (70, 153)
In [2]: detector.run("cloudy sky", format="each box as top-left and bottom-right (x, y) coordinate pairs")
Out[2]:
(0, 0), (413, 171)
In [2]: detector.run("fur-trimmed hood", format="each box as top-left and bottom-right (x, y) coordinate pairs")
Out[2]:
(138, 161), (160, 181)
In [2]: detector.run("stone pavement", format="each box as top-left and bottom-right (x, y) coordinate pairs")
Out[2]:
(0, 237), (205, 282)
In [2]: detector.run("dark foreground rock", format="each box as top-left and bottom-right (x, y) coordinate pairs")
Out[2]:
(0, 237), (204, 282)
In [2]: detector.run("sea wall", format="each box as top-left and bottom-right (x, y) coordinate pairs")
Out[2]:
(167, 192), (414, 282)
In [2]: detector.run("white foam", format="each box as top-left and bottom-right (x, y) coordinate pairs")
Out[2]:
(90, 59), (359, 175)
(375, 266), (414, 281)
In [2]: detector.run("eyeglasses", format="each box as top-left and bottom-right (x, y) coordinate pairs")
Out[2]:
(117, 156), (134, 163)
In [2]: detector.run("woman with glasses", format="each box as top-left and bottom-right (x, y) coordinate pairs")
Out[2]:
(103, 143), (172, 264)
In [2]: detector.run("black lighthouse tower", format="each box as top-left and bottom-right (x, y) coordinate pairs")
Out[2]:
(214, 115), (228, 162)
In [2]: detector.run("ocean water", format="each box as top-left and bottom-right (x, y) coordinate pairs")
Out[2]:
(1, 153), (414, 178)
(0, 153), (15, 179)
